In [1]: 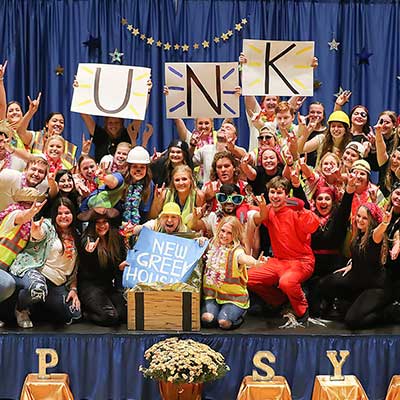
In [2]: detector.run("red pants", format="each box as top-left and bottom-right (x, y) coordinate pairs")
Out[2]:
(247, 257), (314, 317)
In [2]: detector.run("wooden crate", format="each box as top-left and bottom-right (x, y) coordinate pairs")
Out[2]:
(127, 290), (200, 331)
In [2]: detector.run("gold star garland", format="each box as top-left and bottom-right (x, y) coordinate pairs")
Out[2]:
(121, 17), (248, 52)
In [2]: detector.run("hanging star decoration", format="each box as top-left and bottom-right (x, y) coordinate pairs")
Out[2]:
(313, 80), (322, 90)
(356, 47), (373, 65)
(109, 48), (124, 64)
(328, 38), (340, 51)
(334, 86), (345, 98)
(121, 16), (249, 52)
(83, 35), (101, 56)
(55, 65), (64, 76)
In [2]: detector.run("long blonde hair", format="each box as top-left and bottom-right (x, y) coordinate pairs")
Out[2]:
(213, 216), (243, 247)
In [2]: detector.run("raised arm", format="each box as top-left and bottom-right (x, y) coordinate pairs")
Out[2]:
(374, 124), (389, 167)
(0, 61), (7, 120)
(17, 92), (41, 146)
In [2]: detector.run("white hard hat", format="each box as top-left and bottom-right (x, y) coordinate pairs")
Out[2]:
(126, 146), (150, 164)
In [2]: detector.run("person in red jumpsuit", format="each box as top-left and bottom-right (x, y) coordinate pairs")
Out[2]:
(248, 176), (320, 321)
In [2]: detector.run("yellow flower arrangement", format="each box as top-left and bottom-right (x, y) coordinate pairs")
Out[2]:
(139, 337), (230, 384)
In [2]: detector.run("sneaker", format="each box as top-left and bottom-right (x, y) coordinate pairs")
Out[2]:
(15, 309), (33, 329)
(0, 320), (4, 328)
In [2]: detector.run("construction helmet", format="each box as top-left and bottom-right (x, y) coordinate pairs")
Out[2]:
(327, 111), (350, 128)
(126, 146), (150, 164)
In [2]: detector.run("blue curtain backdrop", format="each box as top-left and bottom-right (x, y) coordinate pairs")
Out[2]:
(0, 0), (399, 152)
(2, 332), (400, 399)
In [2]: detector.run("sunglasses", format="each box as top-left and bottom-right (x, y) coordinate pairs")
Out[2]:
(216, 193), (244, 205)
(258, 135), (274, 141)
(353, 111), (367, 118)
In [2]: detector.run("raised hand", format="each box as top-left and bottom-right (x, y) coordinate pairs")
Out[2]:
(146, 78), (153, 93)
(239, 53), (248, 64)
(85, 237), (100, 253)
(335, 90), (352, 107)
(163, 85), (169, 96)
(0, 60), (8, 80)
(368, 185), (380, 203)
(154, 183), (166, 199)
(142, 123), (153, 146)
(31, 216), (45, 239)
(27, 92), (42, 115)
(81, 133), (93, 155)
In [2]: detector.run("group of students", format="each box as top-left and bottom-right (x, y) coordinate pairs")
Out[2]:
(1, 57), (400, 332)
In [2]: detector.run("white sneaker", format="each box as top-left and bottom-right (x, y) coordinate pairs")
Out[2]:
(0, 320), (4, 328)
(15, 309), (33, 328)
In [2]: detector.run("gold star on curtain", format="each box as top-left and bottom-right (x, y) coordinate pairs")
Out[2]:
(214, 37), (220, 43)
(121, 18), (127, 25)
(241, 18), (248, 24)
(156, 40), (162, 47)
(55, 65), (64, 76)
(147, 37), (154, 45)
(202, 40), (209, 48)
(174, 44), (180, 50)
(164, 42), (171, 50)
(193, 43), (199, 49)
(182, 44), (189, 52)
(140, 34), (146, 40)
(221, 32), (229, 41)
(235, 23), (242, 31)
(132, 28), (139, 36)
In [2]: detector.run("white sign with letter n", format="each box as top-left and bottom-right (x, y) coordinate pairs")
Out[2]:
(165, 62), (239, 119)
(241, 40), (314, 96)
(71, 63), (151, 120)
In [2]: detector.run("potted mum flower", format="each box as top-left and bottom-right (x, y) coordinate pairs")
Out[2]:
(139, 337), (230, 400)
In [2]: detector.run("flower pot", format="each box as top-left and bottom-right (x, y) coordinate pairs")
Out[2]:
(158, 381), (203, 400)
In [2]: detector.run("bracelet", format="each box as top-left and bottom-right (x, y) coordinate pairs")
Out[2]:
(0, 77), (3, 81)
(70, 287), (78, 292)
(382, 222), (389, 225)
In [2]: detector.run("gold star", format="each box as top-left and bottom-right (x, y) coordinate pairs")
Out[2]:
(182, 44), (189, 52)
(235, 23), (242, 31)
(241, 18), (248, 24)
(221, 32), (229, 41)
(193, 43), (199, 49)
(140, 34), (146, 40)
(164, 42), (171, 50)
(147, 37), (154, 45)
(174, 44), (180, 50)
(227, 30), (233, 36)
(121, 18), (128, 25)
(132, 28), (139, 36)
(55, 65), (64, 76)
(156, 40), (162, 47)
(202, 40), (209, 48)
(127, 25), (133, 31)
(214, 37), (220, 43)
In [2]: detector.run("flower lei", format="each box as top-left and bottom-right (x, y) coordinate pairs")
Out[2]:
(46, 154), (63, 174)
(0, 150), (11, 169)
(20, 173), (28, 188)
(61, 232), (76, 260)
(204, 243), (233, 287)
(0, 203), (31, 240)
(122, 182), (144, 225)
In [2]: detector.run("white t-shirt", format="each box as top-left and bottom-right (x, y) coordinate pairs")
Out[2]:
(40, 237), (76, 286)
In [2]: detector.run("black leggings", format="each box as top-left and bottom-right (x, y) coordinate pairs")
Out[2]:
(318, 272), (389, 329)
(79, 283), (126, 326)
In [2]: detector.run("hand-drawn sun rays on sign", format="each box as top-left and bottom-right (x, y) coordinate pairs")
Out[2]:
(242, 40), (314, 96)
(165, 62), (239, 119)
(71, 63), (151, 120)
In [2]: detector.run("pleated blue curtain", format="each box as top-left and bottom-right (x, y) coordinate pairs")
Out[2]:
(0, 0), (399, 153)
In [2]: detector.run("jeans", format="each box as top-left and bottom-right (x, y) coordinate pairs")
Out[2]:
(201, 299), (246, 329)
(13, 272), (81, 324)
(0, 270), (15, 303)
